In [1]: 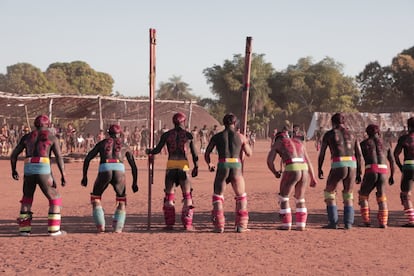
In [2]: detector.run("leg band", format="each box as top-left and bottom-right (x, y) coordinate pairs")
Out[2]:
(211, 210), (225, 233)
(48, 212), (61, 234)
(279, 208), (292, 230)
(93, 206), (105, 232)
(163, 205), (176, 226)
(360, 206), (370, 225)
(326, 205), (338, 227)
(343, 205), (355, 228)
(295, 207), (307, 230)
(235, 193), (249, 231)
(112, 209), (126, 233)
(377, 209), (388, 228)
(212, 194), (225, 232)
(17, 211), (33, 234)
(181, 206), (194, 230)
(358, 194), (369, 202)
(404, 208), (414, 224)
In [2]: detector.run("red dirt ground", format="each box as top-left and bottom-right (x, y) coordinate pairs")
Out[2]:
(1, 140), (413, 275)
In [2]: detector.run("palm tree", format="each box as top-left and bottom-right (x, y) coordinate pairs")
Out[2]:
(156, 75), (196, 100)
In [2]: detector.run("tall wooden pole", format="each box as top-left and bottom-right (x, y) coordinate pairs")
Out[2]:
(240, 37), (252, 172)
(148, 28), (156, 230)
(240, 37), (252, 135)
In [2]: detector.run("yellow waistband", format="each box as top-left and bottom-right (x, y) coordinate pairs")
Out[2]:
(218, 158), (240, 163)
(404, 160), (414, 165)
(25, 157), (50, 164)
(167, 160), (190, 171)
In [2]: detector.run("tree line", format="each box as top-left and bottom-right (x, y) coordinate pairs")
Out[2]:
(0, 46), (413, 133)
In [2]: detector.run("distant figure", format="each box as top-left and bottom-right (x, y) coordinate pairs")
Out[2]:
(318, 113), (362, 229)
(81, 124), (138, 233)
(359, 124), (395, 228)
(292, 124), (305, 142)
(393, 117), (414, 227)
(199, 125), (209, 154)
(10, 115), (67, 236)
(315, 127), (324, 151)
(383, 128), (394, 150)
(146, 112), (198, 231)
(205, 113), (252, 233)
(267, 131), (317, 231)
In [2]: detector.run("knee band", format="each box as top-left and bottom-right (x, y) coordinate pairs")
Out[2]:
(183, 192), (192, 200)
(164, 193), (175, 206)
(20, 197), (33, 205)
(112, 209), (126, 233)
(212, 194), (224, 204)
(295, 198), (305, 204)
(48, 213), (61, 234)
(376, 195), (387, 203)
(116, 196), (127, 205)
(49, 197), (62, 207)
(91, 195), (102, 204)
(163, 205), (176, 226)
(342, 191), (354, 201)
(358, 194), (369, 202)
(93, 206), (105, 231)
(324, 191), (336, 202)
(18, 211), (33, 234)
(278, 194), (289, 204)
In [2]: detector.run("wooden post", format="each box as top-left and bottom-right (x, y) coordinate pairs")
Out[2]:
(147, 28), (156, 230)
(240, 36), (252, 135)
(240, 37), (252, 172)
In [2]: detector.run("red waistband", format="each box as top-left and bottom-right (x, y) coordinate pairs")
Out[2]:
(105, 159), (121, 163)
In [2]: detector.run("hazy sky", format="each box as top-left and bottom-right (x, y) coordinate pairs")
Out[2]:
(1, 0), (413, 98)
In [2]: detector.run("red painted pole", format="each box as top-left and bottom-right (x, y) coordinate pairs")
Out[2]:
(240, 36), (252, 136)
(148, 28), (156, 230)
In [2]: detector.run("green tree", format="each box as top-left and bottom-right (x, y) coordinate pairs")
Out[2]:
(156, 75), (197, 100)
(46, 61), (114, 95)
(203, 53), (275, 128)
(356, 61), (397, 112)
(391, 54), (414, 110)
(3, 63), (53, 94)
(269, 57), (359, 127)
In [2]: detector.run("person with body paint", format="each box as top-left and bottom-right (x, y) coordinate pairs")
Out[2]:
(146, 112), (198, 231)
(10, 114), (67, 236)
(267, 131), (317, 231)
(81, 124), (138, 233)
(205, 113), (252, 233)
(318, 113), (362, 230)
(394, 117), (414, 227)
